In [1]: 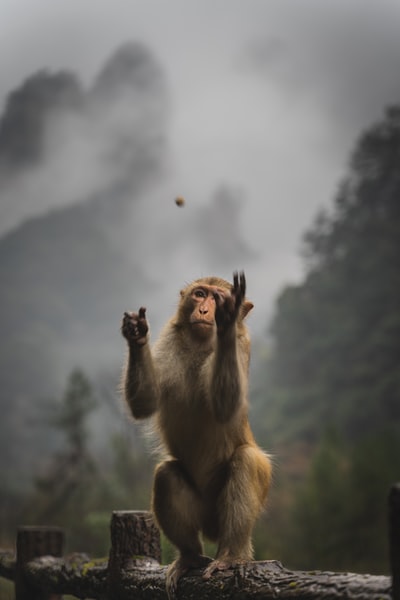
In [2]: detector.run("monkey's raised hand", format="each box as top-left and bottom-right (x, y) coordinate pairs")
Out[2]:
(214, 271), (246, 334)
(121, 307), (149, 346)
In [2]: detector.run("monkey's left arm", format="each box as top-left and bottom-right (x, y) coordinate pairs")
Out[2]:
(210, 325), (247, 423)
(209, 272), (248, 423)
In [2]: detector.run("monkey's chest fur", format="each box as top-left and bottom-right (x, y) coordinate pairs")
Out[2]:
(152, 327), (252, 492)
(156, 381), (249, 492)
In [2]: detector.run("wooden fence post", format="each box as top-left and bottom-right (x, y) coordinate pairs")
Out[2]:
(107, 510), (161, 597)
(389, 484), (400, 600)
(15, 526), (65, 600)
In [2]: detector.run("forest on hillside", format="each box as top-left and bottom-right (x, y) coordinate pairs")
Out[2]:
(0, 44), (399, 588)
(253, 106), (400, 573)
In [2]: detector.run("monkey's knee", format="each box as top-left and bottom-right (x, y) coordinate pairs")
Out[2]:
(153, 460), (196, 506)
(256, 451), (272, 505)
(236, 445), (271, 507)
(152, 460), (203, 554)
(215, 445), (271, 553)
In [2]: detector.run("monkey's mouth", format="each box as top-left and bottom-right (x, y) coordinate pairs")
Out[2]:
(191, 320), (214, 327)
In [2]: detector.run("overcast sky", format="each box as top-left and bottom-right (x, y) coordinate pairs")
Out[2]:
(2, 0), (400, 330)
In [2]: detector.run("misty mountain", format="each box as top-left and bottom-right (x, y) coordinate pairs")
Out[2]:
(0, 70), (83, 171)
(0, 41), (169, 238)
(0, 41), (169, 488)
(0, 41), (256, 490)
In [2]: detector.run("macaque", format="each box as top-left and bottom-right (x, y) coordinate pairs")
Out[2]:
(121, 272), (271, 598)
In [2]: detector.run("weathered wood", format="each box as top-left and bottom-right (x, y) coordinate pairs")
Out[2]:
(4, 555), (391, 600)
(108, 510), (161, 566)
(0, 499), (395, 600)
(107, 510), (161, 598)
(118, 561), (392, 600)
(389, 483), (400, 600)
(23, 553), (107, 599)
(15, 526), (64, 600)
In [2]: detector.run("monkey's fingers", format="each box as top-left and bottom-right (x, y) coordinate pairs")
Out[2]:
(136, 307), (149, 339)
(203, 558), (244, 580)
(233, 271), (239, 293)
(138, 306), (149, 333)
(231, 271), (246, 315)
(213, 290), (225, 308)
(213, 289), (231, 316)
(166, 560), (186, 600)
(121, 310), (148, 343)
(121, 312), (136, 340)
(122, 311), (135, 330)
(239, 270), (246, 298)
(232, 271), (246, 299)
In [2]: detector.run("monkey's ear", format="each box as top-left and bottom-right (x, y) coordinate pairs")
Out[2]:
(241, 300), (254, 319)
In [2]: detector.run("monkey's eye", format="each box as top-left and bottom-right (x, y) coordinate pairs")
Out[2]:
(194, 289), (206, 299)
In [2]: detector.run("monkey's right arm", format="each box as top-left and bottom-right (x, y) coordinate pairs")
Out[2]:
(121, 308), (160, 419)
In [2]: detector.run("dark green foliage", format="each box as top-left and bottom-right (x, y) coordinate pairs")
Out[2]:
(29, 370), (100, 547)
(50, 369), (97, 453)
(253, 106), (400, 573)
(21, 369), (153, 555)
(264, 106), (400, 443)
(0, 577), (13, 600)
(284, 430), (349, 570)
(281, 428), (400, 574)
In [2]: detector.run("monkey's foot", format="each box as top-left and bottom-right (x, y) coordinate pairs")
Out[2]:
(202, 557), (245, 580)
(166, 555), (211, 599)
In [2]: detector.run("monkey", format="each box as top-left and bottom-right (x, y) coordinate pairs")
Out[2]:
(121, 272), (271, 598)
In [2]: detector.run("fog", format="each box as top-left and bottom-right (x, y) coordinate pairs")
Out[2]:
(1, 0), (400, 505)
(2, 0), (400, 333)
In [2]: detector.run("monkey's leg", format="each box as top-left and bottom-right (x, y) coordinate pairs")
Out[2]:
(203, 445), (271, 579)
(152, 460), (210, 598)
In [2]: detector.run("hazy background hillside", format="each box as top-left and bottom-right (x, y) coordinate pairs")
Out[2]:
(0, 42), (257, 489)
(0, 43), (168, 486)
(1, 0), (400, 585)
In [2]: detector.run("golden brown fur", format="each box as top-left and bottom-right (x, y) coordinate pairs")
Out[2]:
(121, 272), (271, 598)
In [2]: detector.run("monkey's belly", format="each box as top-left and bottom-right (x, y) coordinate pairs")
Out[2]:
(161, 414), (244, 491)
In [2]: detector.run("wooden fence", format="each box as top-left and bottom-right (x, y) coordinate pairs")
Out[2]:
(0, 483), (399, 600)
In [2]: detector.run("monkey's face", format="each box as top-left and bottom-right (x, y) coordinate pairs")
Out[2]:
(188, 285), (225, 339)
